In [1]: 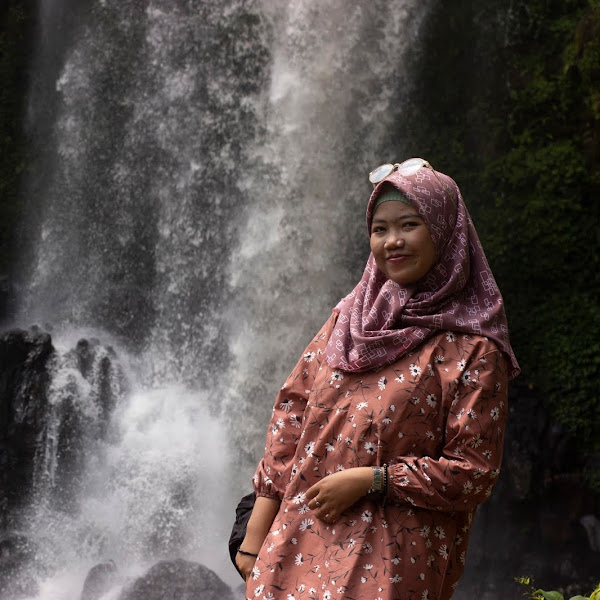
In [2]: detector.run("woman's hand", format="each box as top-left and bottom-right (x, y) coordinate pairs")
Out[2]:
(235, 551), (257, 582)
(305, 467), (373, 524)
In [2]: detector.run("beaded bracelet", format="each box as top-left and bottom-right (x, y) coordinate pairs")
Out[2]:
(382, 463), (388, 507)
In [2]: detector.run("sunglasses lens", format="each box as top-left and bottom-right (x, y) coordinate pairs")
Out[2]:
(369, 163), (394, 184)
(397, 157), (427, 176)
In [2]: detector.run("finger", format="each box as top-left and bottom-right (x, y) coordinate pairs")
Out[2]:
(309, 498), (322, 510)
(305, 485), (318, 501)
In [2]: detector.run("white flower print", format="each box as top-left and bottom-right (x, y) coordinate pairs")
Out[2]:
(483, 449), (493, 459)
(323, 591), (331, 600)
(303, 351), (315, 362)
(426, 394), (437, 407)
(254, 584), (264, 597)
(291, 538), (297, 545)
(264, 592), (275, 600)
(438, 544), (449, 559)
(425, 431), (435, 440)
(361, 510), (373, 523)
(420, 525), (430, 538)
(364, 441), (377, 454)
(378, 376), (387, 390)
(298, 504), (309, 514)
(434, 525), (446, 539)
(461, 370), (471, 384)
(325, 443), (335, 452)
(395, 373), (405, 383)
(293, 492), (306, 505)
(251, 565), (260, 580)
(391, 557), (400, 565)
(279, 399), (293, 412)
(361, 577), (367, 583)
(304, 441), (315, 456)
(467, 409), (476, 419)
(267, 542), (274, 552)
(348, 538), (356, 547)
(463, 480), (473, 494)
(490, 407), (500, 421)
(409, 363), (422, 377)
(295, 553), (303, 565)
(287, 594), (295, 600)
(382, 417), (392, 424)
(422, 590), (430, 600)
(276, 418), (285, 429)
(390, 575), (402, 583)
(356, 401), (368, 410)
(299, 518), (314, 531)
(470, 434), (483, 448)
(457, 358), (466, 372)
(362, 542), (373, 554)
(434, 354), (445, 364)
(309, 588), (316, 595)
(363, 564), (373, 570)
(289, 414), (301, 428)
(331, 370), (343, 381)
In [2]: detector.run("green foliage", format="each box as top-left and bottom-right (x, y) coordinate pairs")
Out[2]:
(516, 576), (600, 600)
(402, 0), (600, 466)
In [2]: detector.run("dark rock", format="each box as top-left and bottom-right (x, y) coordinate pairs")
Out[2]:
(80, 560), (118, 600)
(118, 559), (234, 600)
(0, 328), (54, 521)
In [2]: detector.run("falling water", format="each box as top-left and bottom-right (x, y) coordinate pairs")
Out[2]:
(10, 1), (434, 597)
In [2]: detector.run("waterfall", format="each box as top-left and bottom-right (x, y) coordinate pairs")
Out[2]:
(10, 1), (433, 598)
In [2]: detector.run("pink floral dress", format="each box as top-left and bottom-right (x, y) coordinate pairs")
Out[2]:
(248, 312), (508, 600)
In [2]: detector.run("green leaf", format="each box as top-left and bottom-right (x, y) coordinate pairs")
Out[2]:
(568, 595), (589, 600)
(535, 591), (564, 600)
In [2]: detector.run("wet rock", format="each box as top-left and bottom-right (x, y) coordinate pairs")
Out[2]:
(118, 559), (234, 600)
(0, 328), (54, 520)
(80, 560), (118, 600)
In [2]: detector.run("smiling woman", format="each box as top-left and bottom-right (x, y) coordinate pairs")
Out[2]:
(235, 159), (520, 600)
(368, 184), (436, 285)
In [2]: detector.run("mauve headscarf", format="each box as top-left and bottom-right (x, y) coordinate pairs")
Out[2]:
(324, 164), (520, 380)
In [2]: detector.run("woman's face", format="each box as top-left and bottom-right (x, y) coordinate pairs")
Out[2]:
(369, 200), (436, 285)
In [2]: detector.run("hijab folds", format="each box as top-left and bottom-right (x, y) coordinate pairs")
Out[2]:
(324, 164), (520, 379)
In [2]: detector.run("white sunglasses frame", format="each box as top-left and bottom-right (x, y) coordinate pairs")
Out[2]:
(368, 158), (454, 200)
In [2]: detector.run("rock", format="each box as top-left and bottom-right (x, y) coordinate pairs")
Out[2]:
(580, 514), (600, 552)
(80, 560), (118, 600)
(118, 559), (234, 600)
(0, 328), (54, 520)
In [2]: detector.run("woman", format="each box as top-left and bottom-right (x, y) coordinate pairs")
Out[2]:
(236, 158), (520, 600)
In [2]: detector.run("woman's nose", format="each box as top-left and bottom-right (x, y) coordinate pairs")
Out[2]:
(385, 235), (404, 248)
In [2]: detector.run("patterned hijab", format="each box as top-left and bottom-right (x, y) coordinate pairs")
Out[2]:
(324, 164), (520, 379)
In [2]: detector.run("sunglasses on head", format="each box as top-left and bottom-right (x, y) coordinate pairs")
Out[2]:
(368, 158), (454, 200)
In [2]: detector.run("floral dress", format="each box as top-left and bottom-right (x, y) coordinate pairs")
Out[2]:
(248, 312), (508, 600)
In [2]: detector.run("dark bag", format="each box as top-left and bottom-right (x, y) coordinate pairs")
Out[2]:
(228, 491), (256, 577)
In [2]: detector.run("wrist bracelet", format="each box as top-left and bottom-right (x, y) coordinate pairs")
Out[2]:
(367, 466), (384, 494)
(238, 549), (259, 557)
(382, 463), (388, 507)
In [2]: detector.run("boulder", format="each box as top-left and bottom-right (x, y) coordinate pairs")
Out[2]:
(80, 560), (118, 600)
(118, 559), (234, 600)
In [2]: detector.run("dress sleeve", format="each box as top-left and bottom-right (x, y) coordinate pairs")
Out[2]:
(253, 311), (338, 500)
(388, 339), (509, 512)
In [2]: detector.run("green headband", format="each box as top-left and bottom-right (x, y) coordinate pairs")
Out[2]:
(373, 187), (411, 212)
